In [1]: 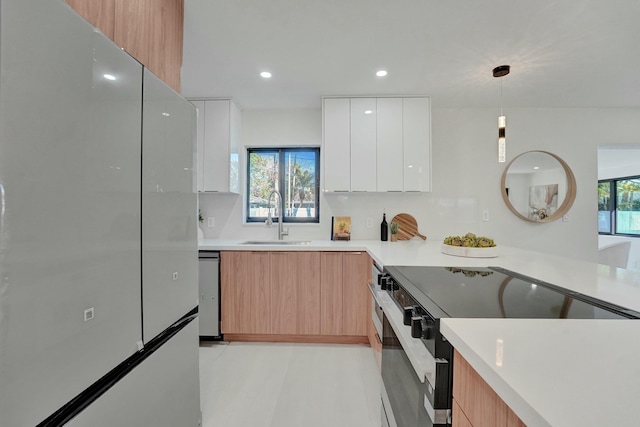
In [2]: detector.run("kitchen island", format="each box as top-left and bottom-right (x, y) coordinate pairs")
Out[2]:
(200, 238), (640, 426)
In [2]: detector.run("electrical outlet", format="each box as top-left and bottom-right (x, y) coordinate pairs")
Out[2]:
(366, 218), (373, 228)
(562, 215), (569, 222)
(207, 217), (215, 227)
(84, 307), (95, 322)
(482, 209), (490, 222)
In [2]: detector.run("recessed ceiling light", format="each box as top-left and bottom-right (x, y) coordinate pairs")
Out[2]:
(260, 71), (272, 78)
(103, 74), (116, 80)
(376, 70), (388, 77)
(364, 110), (373, 115)
(533, 166), (540, 170)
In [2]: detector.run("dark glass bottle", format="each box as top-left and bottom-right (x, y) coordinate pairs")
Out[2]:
(381, 213), (388, 241)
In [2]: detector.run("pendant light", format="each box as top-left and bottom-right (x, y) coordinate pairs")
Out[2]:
(493, 65), (510, 163)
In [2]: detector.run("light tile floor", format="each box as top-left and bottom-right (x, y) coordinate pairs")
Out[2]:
(199, 342), (381, 427)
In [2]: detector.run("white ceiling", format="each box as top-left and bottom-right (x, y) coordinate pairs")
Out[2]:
(181, 0), (640, 110)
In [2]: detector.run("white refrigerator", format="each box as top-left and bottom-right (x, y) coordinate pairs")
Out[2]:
(0, 1), (201, 425)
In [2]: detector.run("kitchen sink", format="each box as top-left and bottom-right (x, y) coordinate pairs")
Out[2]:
(240, 240), (311, 245)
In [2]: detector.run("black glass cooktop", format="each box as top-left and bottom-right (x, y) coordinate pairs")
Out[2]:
(384, 266), (640, 320)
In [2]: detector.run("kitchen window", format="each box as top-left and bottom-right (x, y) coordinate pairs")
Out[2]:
(598, 176), (640, 236)
(246, 147), (320, 223)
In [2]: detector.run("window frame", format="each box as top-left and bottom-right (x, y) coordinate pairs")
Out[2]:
(598, 174), (640, 237)
(246, 147), (320, 224)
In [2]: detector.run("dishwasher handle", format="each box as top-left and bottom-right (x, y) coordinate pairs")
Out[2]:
(199, 251), (220, 259)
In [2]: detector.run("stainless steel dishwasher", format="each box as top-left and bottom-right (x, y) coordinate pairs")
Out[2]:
(198, 251), (221, 339)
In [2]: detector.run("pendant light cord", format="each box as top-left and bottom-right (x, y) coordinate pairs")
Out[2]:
(500, 78), (504, 116)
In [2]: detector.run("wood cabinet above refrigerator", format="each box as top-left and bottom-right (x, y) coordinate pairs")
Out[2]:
(64, 0), (184, 92)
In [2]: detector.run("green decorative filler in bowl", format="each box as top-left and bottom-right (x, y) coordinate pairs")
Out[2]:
(441, 233), (498, 258)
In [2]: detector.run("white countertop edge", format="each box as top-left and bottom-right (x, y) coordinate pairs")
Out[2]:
(440, 319), (550, 427)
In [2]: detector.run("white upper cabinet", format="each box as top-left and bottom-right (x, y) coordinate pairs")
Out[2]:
(192, 100), (205, 191)
(350, 98), (377, 192)
(403, 97), (431, 192)
(323, 98), (351, 192)
(191, 99), (241, 193)
(376, 98), (404, 192)
(322, 96), (431, 192)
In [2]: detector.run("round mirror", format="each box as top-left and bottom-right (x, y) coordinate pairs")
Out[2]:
(501, 151), (577, 222)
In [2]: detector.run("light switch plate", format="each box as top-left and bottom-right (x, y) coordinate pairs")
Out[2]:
(207, 217), (215, 227)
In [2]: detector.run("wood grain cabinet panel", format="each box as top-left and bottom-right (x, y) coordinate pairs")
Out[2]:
(271, 252), (321, 335)
(222, 251), (371, 341)
(342, 252), (371, 336)
(453, 350), (526, 427)
(221, 251), (271, 334)
(147, 0), (183, 92)
(114, 0), (152, 68)
(65, 0), (115, 38)
(453, 399), (473, 427)
(67, 0), (183, 92)
(320, 252), (343, 335)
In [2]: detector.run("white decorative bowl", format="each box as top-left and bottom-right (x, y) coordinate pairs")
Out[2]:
(441, 244), (498, 258)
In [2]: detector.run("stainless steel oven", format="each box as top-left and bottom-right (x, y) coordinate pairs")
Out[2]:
(378, 274), (451, 427)
(381, 313), (434, 427)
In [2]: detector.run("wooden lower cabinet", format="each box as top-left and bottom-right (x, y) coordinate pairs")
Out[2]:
(320, 251), (371, 337)
(221, 251), (271, 334)
(453, 400), (473, 427)
(453, 350), (526, 427)
(342, 252), (371, 336)
(320, 252), (343, 335)
(222, 250), (371, 343)
(270, 252), (321, 335)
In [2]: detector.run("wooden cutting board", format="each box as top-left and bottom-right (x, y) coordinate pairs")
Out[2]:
(391, 213), (427, 240)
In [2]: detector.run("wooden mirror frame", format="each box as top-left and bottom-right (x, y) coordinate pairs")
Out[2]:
(500, 150), (577, 223)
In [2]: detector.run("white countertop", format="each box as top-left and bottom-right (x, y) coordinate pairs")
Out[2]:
(200, 238), (640, 314)
(201, 238), (640, 426)
(441, 318), (640, 427)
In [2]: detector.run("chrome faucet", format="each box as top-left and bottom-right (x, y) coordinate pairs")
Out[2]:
(265, 190), (289, 240)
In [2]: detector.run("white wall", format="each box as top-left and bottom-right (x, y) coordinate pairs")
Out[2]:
(199, 107), (640, 265)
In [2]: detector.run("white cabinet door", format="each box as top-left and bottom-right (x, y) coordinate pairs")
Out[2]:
(203, 100), (230, 192)
(194, 99), (241, 193)
(376, 98), (403, 192)
(403, 97), (431, 192)
(323, 98), (351, 192)
(350, 98), (377, 192)
(229, 100), (242, 194)
(191, 100), (205, 192)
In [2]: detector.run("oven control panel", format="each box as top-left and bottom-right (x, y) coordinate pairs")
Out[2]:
(382, 273), (437, 341)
